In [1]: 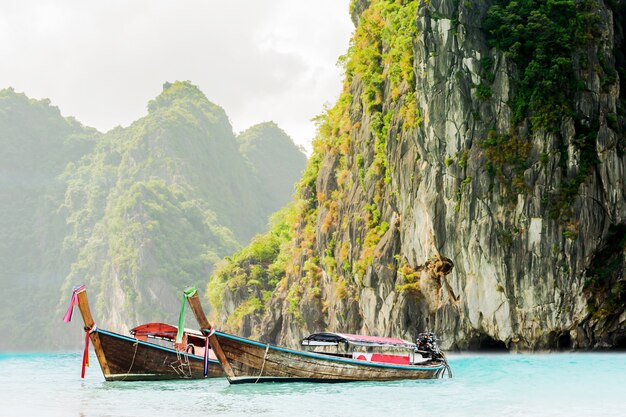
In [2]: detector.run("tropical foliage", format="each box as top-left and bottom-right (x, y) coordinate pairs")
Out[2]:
(0, 82), (306, 348)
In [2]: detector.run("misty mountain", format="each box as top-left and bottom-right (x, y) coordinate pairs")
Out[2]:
(0, 82), (306, 349)
(0, 88), (98, 350)
(237, 122), (307, 212)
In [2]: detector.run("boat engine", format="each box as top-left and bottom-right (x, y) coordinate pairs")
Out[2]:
(415, 332), (444, 360)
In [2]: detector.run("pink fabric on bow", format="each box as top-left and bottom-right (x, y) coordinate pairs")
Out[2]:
(63, 285), (86, 323)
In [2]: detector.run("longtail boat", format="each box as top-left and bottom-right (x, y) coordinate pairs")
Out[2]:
(63, 285), (224, 381)
(182, 287), (451, 384)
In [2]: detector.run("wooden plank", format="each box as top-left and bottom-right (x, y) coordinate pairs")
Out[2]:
(184, 292), (446, 383)
(185, 291), (235, 379)
(76, 288), (112, 379)
(74, 287), (224, 381)
(218, 335), (442, 380)
(215, 332), (442, 382)
(96, 330), (224, 380)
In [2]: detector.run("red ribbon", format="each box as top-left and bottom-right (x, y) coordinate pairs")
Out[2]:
(81, 324), (96, 378)
(82, 331), (90, 378)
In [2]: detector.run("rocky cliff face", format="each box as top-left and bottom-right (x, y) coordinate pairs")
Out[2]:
(213, 0), (626, 350)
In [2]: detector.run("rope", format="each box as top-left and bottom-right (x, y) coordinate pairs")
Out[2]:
(170, 352), (183, 376)
(170, 349), (191, 378)
(441, 351), (452, 378)
(119, 340), (140, 381)
(255, 344), (270, 384)
(183, 350), (192, 378)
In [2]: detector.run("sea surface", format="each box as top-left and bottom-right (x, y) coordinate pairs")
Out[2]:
(0, 352), (624, 417)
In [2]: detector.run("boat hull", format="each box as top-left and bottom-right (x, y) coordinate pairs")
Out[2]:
(94, 328), (224, 381)
(212, 331), (447, 384)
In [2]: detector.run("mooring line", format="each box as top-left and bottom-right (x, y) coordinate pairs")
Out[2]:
(255, 344), (270, 384)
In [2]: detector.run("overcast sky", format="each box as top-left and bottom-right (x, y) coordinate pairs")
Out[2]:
(0, 0), (354, 151)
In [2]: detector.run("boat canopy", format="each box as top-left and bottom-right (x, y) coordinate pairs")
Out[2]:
(130, 323), (203, 339)
(302, 332), (417, 349)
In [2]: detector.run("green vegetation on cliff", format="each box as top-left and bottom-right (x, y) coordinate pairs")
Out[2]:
(316, 0), (419, 285)
(206, 0), (626, 349)
(61, 82), (250, 324)
(484, 0), (625, 322)
(480, 1), (577, 198)
(207, 0), (422, 334)
(482, 0), (615, 214)
(484, 0), (599, 129)
(208, 206), (296, 334)
(0, 88), (98, 349)
(59, 81), (306, 332)
(0, 82), (306, 349)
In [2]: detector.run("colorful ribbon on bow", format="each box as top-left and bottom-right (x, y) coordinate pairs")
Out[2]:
(82, 324), (96, 378)
(176, 287), (198, 343)
(63, 284), (86, 323)
(204, 335), (209, 377)
(203, 327), (216, 377)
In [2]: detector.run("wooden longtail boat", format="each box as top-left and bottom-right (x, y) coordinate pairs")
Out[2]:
(183, 287), (451, 384)
(63, 285), (224, 381)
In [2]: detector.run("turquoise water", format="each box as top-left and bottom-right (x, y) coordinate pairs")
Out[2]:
(1, 352), (624, 416)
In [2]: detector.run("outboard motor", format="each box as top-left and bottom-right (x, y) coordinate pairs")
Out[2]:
(416, 332), (452, 378)
(415, 332), (444, 360)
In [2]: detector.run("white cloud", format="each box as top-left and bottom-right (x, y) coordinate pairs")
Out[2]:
(0, 0), (354, 150)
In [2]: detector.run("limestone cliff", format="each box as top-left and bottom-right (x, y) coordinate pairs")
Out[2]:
(212, 0), (626, 350)
(56, 82), (306, 343)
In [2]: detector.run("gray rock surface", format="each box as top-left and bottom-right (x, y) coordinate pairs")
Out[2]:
(221, 0), (626, 350)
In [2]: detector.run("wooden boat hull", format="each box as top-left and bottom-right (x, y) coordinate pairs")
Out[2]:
(93, 328), (224, 381)
(68, 285), (224, 381)
(212, 331), (447, 384)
